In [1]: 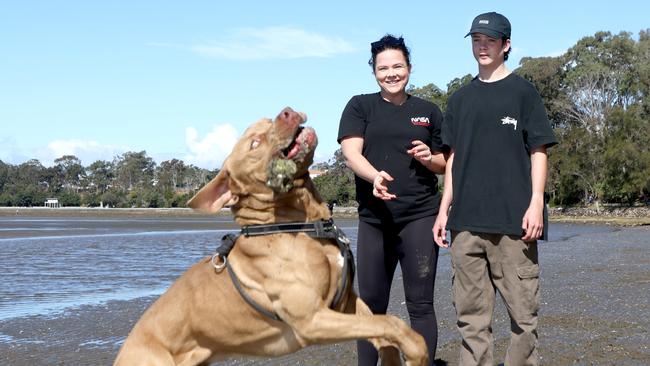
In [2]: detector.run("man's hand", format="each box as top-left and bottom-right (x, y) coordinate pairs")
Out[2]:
(521, 199), (543, 242)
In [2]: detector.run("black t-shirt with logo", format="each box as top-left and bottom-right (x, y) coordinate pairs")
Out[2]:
(442, 73), (558, 238)
(338, 92), (444, 224)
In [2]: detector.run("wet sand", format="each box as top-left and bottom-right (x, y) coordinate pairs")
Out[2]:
(0, 212), (649, 365)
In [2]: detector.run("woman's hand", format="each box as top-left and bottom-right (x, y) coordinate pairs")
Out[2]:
(373, 171), (397, 200)
(433, 213), (449, 248)
(407, 140), (433, 165)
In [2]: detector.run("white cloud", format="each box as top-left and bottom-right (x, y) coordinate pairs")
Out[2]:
(42, 139), (130, 166)
(184, 124), (239, 169)
(189, 26), (356, 60)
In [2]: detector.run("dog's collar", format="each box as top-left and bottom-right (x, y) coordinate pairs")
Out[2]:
(240, 219), (342, 240)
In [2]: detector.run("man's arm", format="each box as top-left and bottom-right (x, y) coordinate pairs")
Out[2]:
(521, 146), (548, 242)
(433, 150), (454, 248)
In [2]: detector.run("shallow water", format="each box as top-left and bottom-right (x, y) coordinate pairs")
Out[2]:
(0, 216), (360, 321)
(0, 216), (615, 322)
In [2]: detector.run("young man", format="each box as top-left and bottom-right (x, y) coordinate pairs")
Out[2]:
(433, 12), (557, 366)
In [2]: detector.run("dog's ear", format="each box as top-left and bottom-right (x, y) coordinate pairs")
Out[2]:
(187, 168), (238, 213)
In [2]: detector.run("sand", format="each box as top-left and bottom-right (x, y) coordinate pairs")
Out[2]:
(0, 210), (649, 365)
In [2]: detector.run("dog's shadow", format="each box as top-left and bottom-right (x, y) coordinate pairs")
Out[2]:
(434, 359), (449, 366)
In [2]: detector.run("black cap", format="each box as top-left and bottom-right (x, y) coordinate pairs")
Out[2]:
(465, 12), (511, 39)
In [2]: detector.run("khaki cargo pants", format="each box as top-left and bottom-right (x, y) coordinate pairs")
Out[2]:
(450, 231), (540, 366)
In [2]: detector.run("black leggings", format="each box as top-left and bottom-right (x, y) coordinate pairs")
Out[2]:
(356, 215), (439, 366)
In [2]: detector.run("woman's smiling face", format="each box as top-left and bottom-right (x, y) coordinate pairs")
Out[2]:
(373, 48), (410, 98)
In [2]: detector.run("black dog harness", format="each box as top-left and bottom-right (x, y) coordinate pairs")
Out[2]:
(212, 219), (355, 322)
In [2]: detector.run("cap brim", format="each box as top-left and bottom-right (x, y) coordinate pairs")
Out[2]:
(464, 28), (505, 39)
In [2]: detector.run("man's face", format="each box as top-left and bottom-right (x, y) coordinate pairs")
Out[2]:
(471, 33), (510, 67)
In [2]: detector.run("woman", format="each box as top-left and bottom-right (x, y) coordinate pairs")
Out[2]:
(337, 34), (446, 365)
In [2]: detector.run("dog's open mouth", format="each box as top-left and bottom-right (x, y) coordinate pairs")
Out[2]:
(281, 126), (317, 161)
(268, 126), (318, 193)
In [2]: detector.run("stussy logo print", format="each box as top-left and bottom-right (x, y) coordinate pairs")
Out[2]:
(501, 116), (518, 130)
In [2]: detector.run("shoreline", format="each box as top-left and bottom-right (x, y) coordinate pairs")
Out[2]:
(548, 205), (650, 226)
(2, 206), (649, 225)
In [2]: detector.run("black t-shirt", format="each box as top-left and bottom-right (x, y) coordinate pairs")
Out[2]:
(442, 73), (557, 238)
(338, 93), (444, 224)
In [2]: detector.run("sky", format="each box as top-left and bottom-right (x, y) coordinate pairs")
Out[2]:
(1, 1), (648, 169)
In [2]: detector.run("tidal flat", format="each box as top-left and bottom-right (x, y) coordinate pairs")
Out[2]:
(0, 210), (648, 365)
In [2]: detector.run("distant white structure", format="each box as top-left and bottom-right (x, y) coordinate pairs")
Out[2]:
(45, 198), (60, 208)
(309, 169), (326, 179)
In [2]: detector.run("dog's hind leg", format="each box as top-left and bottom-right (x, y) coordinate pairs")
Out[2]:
(114, 342), (176, 366)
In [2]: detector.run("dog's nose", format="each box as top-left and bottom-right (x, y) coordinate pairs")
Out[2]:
(278, 107), (307, 125)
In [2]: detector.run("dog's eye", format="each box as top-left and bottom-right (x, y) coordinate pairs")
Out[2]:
(250, 139), (261, 150)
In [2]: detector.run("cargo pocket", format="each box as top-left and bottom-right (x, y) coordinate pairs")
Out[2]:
(516, 264), (540, 314)
(516, 265), (539, 280)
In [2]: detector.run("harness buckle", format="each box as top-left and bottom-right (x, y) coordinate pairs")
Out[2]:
(211, 253), (227, 273)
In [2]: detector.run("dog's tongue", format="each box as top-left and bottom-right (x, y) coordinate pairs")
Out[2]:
(286, 127), (316, 160)
(286, 143), (301, 160)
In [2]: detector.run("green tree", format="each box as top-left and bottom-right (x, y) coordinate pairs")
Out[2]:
(58, 191), (82, 206)
(54, 155), (85, 192)
(157, 159), (186, 191)
(15, 185), (47, 207)
(114, 151), (155, 191)
(517, 56), (569, 126)
(446, 74), (474, 96)
(407, 83), (448, 110)
(0, 160), (9, 192)
(601, 107), (650, 202)
(16, 159), (46, 187)
(312, 149), (356, 206)
(170, 192), (192, 208)
(82, 192), (102, 207)
(142, 190), (165, 208)
(101, 189), (125, 208)
(634, 29), (650, 116)
(184, 165), (216, 194)
(86, 160), (114, 194)
(529, 30), (650, 205)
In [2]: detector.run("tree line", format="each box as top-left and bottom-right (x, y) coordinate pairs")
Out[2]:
(2, 30), (649, 208)
(0, 152), (218, 208)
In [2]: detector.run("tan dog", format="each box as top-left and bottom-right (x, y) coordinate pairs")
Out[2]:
(114, 107), (428, 366)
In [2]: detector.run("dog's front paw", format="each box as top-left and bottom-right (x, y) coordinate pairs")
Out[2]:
(402, 331), (428, 366)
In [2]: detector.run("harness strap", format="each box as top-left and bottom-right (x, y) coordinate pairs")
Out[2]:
(214, 219), (354, 322)
(226, 262), (282, 321)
